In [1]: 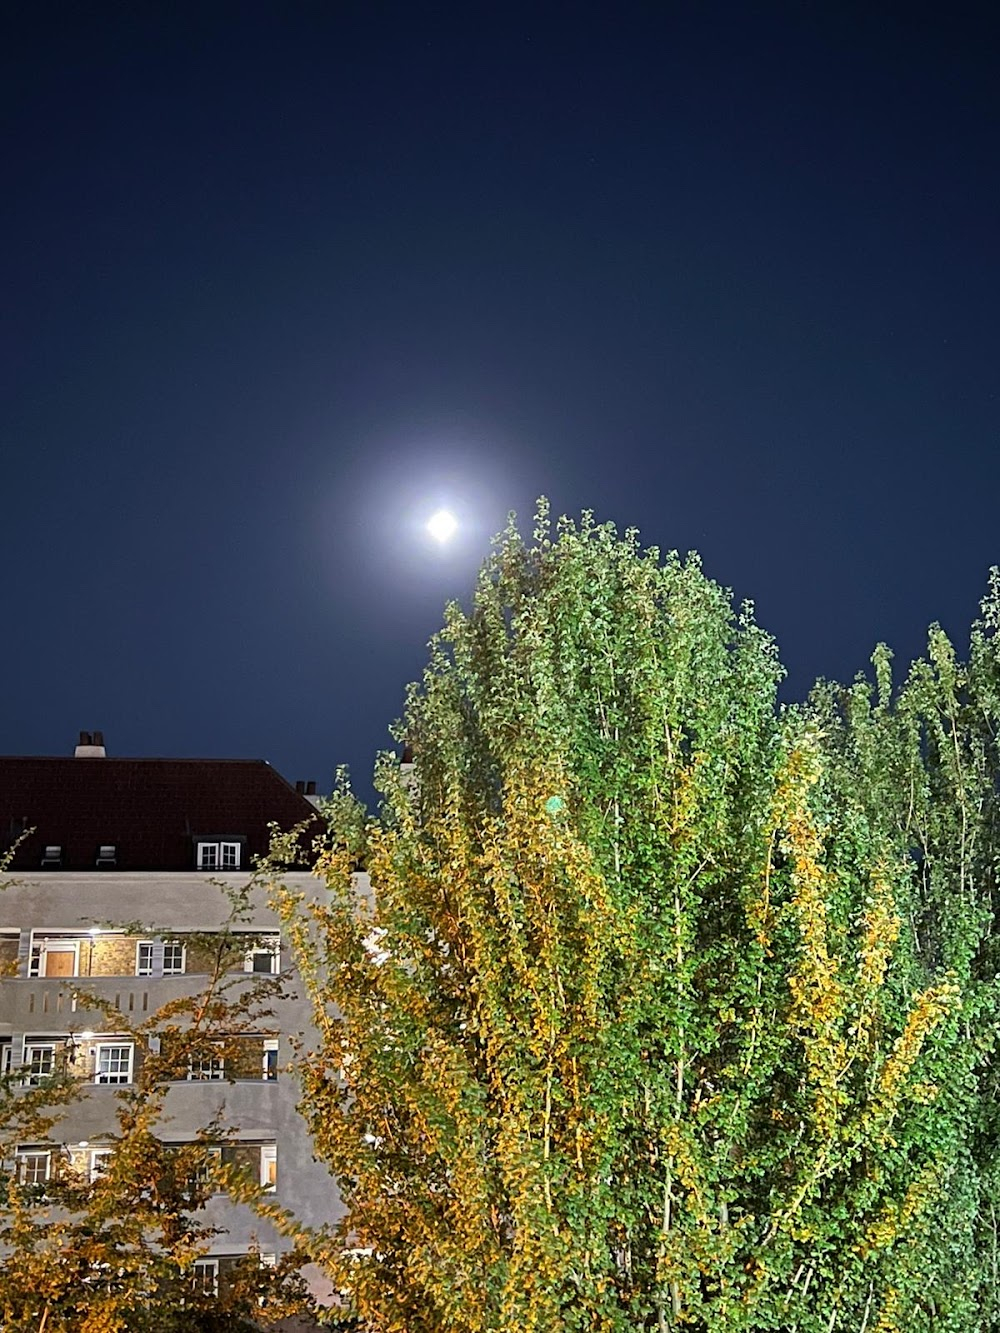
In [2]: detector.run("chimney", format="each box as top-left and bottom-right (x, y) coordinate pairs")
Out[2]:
(75, 730), (107, 759)
(295, 780), (305, 794)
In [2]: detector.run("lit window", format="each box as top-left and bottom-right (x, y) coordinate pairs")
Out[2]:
(17, 1149), (51, 1186)
(244, 936), (280, 974)
(23, 1043), (55, 1085)
(94, 1044), (133, 1084)
(191, 1258), (219, 1296)
(188, 1047), (225, 1081)
(196, 841), (241, 871)
(260, 1143), (277, 1191)
(262, 1039), (278, 1081)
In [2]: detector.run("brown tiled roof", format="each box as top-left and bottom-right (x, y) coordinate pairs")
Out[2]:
(0, 756), (323, 872)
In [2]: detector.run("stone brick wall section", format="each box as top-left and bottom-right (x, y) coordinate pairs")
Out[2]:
(91, 935), (143, 976)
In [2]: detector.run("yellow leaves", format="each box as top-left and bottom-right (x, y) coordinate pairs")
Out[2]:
(872, 1285), (901, 1333)
(860, 1161), (942, 1257)
(873, 977), (960, 1124)
(780, 741), (849, 1141)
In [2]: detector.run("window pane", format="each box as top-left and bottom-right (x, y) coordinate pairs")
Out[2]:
(136, 942), (154, 976)
(198, 844), (218, 869)
(163, 942), (185, 974)
(262, 1042), (278, 1081)
(89, 1150), (112, 1182)
(95, 1046), (132, 1084)
(220, 842), (240, 869)
(192, 1259), (219, 1295)
(25, 1045), (54, 1084)
(18, 1151), (50, 1185)
(260, 1145), (277, 1190)
(188, 1048), (225, 1081)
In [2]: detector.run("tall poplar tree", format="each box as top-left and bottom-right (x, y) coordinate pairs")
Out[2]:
(279, 505), (998, 1332)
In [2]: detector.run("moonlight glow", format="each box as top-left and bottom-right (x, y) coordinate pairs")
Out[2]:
(426, 508), (458, 543)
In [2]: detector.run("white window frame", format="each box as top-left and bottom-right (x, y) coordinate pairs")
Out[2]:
(260, 1143), (277, 1192)
(93, 1042), (134, 1085)
(191, 1257), (219, 1296)
(162, 940), (186, 974)
(0, 1040), (11, 1074)
(262, 1038), (279, 1081)
(17, 1148), (51, 1185)
(136, 939), (186, 976)
(244, 935), (280, 975)
(89, 1148), (112, 1182)
(23, 1042), (56, 1085)
(187, 1046), (225, 1082)
(196, 1145), (223, 1192)
(196, 841), (241, 871)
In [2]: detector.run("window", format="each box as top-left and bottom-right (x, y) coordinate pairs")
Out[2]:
(17, 1149), (51, 1185)
(0, 1039), (11, 1075)
(23, 1043), (56, 1085)
(94, 1044), (133, 1084)
(163, 941), (185, 974)
(96, 843), (117, 868)
(244, 936), (280, 974)
(260, 1144), (277, 1192)
(136, 940), (186, 976)
(191, 1258), (219, 1296)
(188, 1046), (225, 1081)
(89, 1148), (112, 1182)
(41, 844), (62, 867)
(196, 841), (241, 871)
(262, 1039), (278, 1081)
(193, 1145), (223, 1192)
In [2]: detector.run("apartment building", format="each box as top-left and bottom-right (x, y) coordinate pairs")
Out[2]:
(0, 731), (339, 1299)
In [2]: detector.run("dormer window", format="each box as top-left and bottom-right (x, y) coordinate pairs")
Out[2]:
(196, 840), (242, 871)
(41, 845), (62, 868)
(96, 844), (117, 868)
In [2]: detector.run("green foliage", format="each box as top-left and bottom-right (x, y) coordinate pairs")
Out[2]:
(282, 504), (1000, 1332)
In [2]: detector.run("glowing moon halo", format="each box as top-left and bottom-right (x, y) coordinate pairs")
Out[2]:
(426, 508), (458, 543)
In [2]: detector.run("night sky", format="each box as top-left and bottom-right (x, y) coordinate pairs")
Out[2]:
(4, 4), (999, 803)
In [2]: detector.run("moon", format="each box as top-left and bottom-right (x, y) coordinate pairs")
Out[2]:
(426, 508), (458, 543)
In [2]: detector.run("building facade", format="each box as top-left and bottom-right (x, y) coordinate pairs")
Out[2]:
(0, 732), (340, 1301)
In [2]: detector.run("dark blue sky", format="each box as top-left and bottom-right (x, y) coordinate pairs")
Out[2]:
(4, 3), (999, 800)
